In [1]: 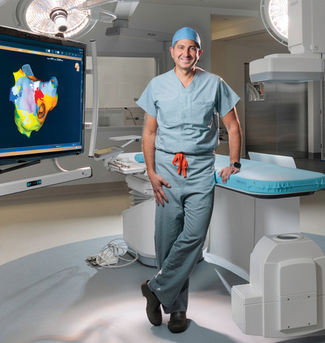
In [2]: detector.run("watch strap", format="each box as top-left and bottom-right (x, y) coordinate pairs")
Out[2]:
(230, 162), (241, 169)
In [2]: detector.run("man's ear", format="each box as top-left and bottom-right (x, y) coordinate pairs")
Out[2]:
(169, 46), (174, 59)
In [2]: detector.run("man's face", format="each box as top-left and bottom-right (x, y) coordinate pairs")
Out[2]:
(170, 39), (203, 71)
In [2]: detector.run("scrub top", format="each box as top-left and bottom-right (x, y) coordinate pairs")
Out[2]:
(137, 68), (240, 155)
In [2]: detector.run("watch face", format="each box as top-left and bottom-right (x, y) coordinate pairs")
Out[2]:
(233, 162), (241, 169)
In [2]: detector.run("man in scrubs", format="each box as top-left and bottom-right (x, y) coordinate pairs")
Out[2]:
(137, 27), (242, 334)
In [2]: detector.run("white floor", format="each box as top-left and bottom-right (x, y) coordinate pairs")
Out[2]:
(0, 182), (130, 265)
(1, 181), (325, 343)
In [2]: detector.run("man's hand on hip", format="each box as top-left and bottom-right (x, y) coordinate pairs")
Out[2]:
(148, 172), (171, 206)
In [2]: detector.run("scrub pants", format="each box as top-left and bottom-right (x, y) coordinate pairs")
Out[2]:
(149, 149), (216, 314)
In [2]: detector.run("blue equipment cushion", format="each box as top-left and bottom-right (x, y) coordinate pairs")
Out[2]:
(214, 155), (325, 196)
(134, 153), (145, 163)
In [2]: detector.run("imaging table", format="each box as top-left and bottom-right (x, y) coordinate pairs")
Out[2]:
(208, 155), (325, 275)
(117, 153), (325, 273)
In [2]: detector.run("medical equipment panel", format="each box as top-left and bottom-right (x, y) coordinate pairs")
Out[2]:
(232, 234), (325, 337)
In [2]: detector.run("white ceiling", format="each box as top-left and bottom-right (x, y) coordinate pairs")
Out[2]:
(0, 0), (263, 40)
(138, 0), (263, 41)
(140, 0), (259, 11)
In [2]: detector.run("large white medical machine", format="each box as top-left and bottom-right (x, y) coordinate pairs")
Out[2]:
(240, 0), (325, 337)
(250, 0), (325, 83)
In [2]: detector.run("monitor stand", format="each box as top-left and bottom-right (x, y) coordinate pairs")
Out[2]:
(0, 159), (41, 174)
(0, 159), (92, 197)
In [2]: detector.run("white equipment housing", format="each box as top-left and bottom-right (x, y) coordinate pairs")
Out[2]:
(250, 53), (323, 83)
(232, 233), (325, 337)
(123, 173), (156, 266)
(250, 0), (325, 83)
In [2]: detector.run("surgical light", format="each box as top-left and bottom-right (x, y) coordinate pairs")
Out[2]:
(15, 0), (121, 38)
(261, 0), (288, 46)
(25, 0), (91, 38)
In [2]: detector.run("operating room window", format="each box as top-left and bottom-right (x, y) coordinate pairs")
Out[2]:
(85, 56), (157, 126)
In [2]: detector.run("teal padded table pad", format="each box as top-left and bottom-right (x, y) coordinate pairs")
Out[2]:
(214, 155), (325, 198)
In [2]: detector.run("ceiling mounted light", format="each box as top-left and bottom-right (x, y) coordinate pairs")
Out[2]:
(261, 0), (288, 46)
(24, 0), (91, 38)
(15, 0), (119, 38)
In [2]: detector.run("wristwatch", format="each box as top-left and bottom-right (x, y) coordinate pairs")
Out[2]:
(230, 162), (241, 169)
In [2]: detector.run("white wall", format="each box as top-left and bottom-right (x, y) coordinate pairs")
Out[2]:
(85, 56), (156, 110)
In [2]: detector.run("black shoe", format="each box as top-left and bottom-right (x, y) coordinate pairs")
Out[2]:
(141, 280), (162, 326)
(168, 311), (187, 333)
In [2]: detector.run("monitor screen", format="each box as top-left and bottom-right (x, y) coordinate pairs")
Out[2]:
(0, 26), (86, 166)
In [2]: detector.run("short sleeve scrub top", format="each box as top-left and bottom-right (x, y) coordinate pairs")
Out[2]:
(137, 68), (240, 156)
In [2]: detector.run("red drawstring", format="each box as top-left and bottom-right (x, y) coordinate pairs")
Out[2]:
(172, 152), (188, 178)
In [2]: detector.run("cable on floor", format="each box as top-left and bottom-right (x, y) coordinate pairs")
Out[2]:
(86, 238), (138, 268)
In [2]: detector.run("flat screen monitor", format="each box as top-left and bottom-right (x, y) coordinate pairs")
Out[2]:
(0, 26), (86, 166)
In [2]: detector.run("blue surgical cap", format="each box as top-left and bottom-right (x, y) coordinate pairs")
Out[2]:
(172, 27), (201, 49)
